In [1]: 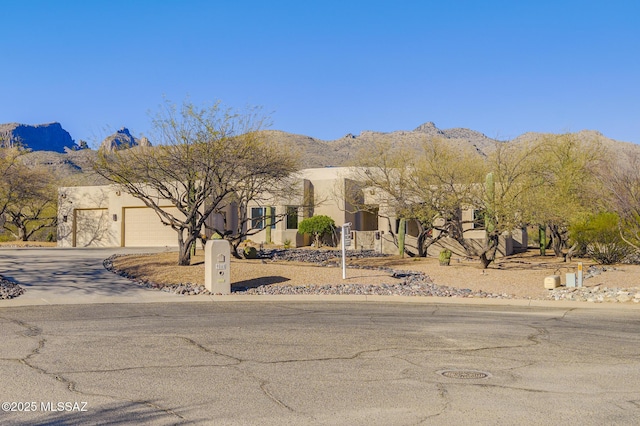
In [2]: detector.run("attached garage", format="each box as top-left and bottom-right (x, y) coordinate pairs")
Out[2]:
(73, 208), (112, 247)
(122, 207), (185, 247)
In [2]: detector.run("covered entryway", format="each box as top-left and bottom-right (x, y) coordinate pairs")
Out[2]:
(123, 207), (185, 247)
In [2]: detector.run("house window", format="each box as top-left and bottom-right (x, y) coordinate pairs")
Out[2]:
(286, 206), (298, 229)
(251, 207), (276, 229)
(472, 209), (486, 229)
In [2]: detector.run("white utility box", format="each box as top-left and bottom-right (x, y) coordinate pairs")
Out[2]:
(544, 275), (561, 289)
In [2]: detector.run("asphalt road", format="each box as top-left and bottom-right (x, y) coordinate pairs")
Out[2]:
(1, 302), (639, 425)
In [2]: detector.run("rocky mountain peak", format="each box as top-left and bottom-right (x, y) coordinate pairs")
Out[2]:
(0, 122), (76, 152)
(99, 127), (151, 152)
(414, 121), (445, 136)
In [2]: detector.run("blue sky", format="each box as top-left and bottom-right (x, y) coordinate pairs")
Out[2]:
(1, 0), (638, 145)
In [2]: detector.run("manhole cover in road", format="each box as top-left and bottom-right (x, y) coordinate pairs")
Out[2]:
(439, 370), (490, 379)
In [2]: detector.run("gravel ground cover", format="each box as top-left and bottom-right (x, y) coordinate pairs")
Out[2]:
(105, 248), (640, 303)
(0, 276), (24, 299)
(2, 247), (639, 303)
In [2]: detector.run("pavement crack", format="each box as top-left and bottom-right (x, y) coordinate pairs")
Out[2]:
(416, 383), (450, 424)
(22, 354), (185, 421)
(177, 336), (243, 364)
(472, 383), (553, 394)
(231, 366), (317, 421)
(133, 399), (185, 420)
(56, 363), (240, 374)
(259, 380), (296, 412)
(527, 326), (550, 345)
(0, 315), (43, 337)
(257, 347), (401, 365)
(4, 318), (184, 422)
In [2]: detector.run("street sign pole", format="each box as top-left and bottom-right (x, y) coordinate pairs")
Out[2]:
(341, 222), (351, 279)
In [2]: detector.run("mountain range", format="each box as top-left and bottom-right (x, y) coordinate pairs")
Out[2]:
(3, 121), (638, 184)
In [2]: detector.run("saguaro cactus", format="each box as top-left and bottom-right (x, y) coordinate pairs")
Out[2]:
(398, 217), (406, 257)
(484, 172), (495, 233)
(265, 206), (272, 244)
(539, 225), (547, 256)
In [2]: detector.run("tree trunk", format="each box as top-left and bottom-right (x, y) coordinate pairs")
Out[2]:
(548, 224), (565, 257)
(479, 234), (499, 269)
(564, 242), (579, 262)
(19, 226), (28, 241)
(177, 231), (198, 266)
(230, 239), (242, 259)
(177, 239), (191, 266)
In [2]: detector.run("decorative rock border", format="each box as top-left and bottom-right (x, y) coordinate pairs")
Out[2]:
(0, 276), (25, 299)
(545, 266), (640, 303)
(104, 250), (515, 299)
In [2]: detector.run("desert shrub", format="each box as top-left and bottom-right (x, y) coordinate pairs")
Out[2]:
(439, 249), (452, 266)
(243, 246), (259, 259)
(298, 215), (336, 248)
(570, 212), (631, 264)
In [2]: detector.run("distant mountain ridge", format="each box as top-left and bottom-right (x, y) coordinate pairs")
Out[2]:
(0, 122), (76, 152)
(262, 121), (504, 167)
(2, 120), (639, 184)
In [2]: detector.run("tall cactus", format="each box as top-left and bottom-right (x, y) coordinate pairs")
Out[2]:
(484, 172), (495, 234)
(265, 206), (272, 244)
(398, 217), (406, 257)
(539, 225), (546, 256)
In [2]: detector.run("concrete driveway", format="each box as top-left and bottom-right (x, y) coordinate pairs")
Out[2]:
(0, 247), (185, 306)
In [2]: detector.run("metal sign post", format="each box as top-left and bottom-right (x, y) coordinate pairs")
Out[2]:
(577, 262), (583, 287)
(341, 222), (352, 280)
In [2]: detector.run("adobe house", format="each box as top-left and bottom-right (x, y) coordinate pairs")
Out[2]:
(57, 166), (524, 256)
(56, 167), (377, 249)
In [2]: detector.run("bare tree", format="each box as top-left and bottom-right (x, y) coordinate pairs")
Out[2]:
(93, 99), (298, 265)
(2, 165), (58, 241)
(600, 150), (640, 252)
(351, 137), (486, 257)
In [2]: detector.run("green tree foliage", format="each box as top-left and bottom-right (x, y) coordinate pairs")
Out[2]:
(474, 141), (539, 268)
(570, 212), (631, 264)
(525, 133), (605, 260)
(93, 99), (298, 265)
(297, 215), (335, 248)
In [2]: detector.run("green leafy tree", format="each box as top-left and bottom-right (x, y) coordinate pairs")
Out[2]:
(525, 133), (605, 260)
(570, 212), (631, 264)
(298, 215), (335, 248)
(473, 141), (539, 268)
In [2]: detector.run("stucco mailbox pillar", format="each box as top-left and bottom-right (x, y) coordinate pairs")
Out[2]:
(205, 240), (231, 295)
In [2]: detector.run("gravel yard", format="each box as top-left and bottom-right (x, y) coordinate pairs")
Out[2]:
(1, 246), (638, 303)
(104, 248), (640, 303)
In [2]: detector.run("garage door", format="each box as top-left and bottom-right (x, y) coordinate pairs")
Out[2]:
(74, 209), (111, 247)
(123, 207), (185, 247)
